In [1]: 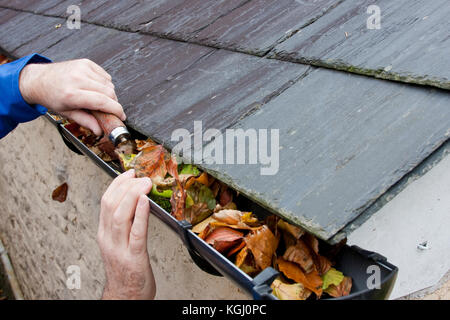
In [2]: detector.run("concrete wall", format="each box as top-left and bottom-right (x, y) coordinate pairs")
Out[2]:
(0, 117), (248, 300)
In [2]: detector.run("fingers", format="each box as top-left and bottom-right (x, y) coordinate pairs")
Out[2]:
(99, 170), (135, 236)
(85, 59), (112, 82)
(68, 89), (126, 121)
(62, 110), (103, 136)
(129, 195), (150, 255)
(111, 178), (152, 246)
(80, 78), (118, 102)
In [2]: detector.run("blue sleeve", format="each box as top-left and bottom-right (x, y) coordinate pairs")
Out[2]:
(0, 53), (52, 139)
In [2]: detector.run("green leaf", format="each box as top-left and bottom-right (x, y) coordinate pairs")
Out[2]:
(150, 184), (173, 198)
(180, 164), (200, 176)
(187, 181), (216, 210)
(118, 153), (137, 171)
(321, 268), (344, 290)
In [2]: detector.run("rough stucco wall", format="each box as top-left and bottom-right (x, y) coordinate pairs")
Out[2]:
(0, 117), (248, 300)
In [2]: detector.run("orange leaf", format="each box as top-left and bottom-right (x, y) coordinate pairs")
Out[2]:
(205, 227), (244, 254)
(205, 227), (243, 244)
(277, 220), (304, 239)
(315, 255), (332, 276)
(324, 276), (352, 298)
(227, 240), (246, 257)
(283, 239), (315, 274)
(170, 185), (186, 221)
(245, 225), (279, 270)
(277, 257), (323, 297)
(134, 145), (168, 180)
(52, 183), (68, 203)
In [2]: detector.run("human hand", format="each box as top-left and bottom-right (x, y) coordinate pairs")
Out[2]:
(97, 169), (156, 300)
(19, 58), (126, 136)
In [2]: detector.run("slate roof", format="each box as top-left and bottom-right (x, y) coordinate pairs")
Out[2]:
(1, 0), (449, 242)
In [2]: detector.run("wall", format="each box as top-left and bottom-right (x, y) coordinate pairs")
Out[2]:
(0, 117), (248, 300)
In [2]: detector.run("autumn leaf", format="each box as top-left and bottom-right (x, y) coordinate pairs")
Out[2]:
(213, 210), (241, 225)
(212, 210), (260, 230)
(235, 246), (259, 276)
(277, 220), (304, 239)
(321, 268), (345, 290)
(183, 181), (216, 224)
(134, 145), (168, 180)
(324, 276), (352, 298)
(118, 153), (137, 171)
(187, 181), (216, 210)
(245, 225), (279, 270)
(205, 227), (244, 254)
(283, 239), (315, 274)
(219, 185), (233, 206)
(276, 257), (323, 297)
(315, 255), (332, 276)
(271, 278), (312, 300)
(170, 185), (186, 221)
(227, 240), (246, 257)
(303, 233), (319, 255)
(192, 216), (217, 234)
(52, 183), (68, 202)
(185, 203), (211, 225)
(135, 138), (157, 151)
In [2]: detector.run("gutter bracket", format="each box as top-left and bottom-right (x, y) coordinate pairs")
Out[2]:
(251, 267), (279, 300)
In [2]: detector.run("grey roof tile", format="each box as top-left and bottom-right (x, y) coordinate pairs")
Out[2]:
(271, 0), (450, 90)
(202, 68), (450, 240)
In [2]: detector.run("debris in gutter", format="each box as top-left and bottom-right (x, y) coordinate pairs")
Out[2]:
(61, 119), (353, 300)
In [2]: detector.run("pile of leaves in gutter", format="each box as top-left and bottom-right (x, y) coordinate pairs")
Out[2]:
(63, 120), (352, 300)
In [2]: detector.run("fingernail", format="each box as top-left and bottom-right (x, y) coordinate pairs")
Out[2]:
(125, 169), (135, 176)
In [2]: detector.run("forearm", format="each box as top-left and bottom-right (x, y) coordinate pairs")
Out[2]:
(0, 54), (51, 138)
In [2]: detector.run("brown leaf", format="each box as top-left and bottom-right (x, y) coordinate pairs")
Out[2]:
(52, 183), (68, 202)
(95, 136), (118, 160)
(205, 227), (244, 254)
(184, 202), (211, 225)
(276, 257), (323, 297)
(227, 240), (246, 257)
(324, 276), (352, 298)
(303, 233), (319, 255)
(135, 138), (157, 151)
(245, 225), (279, 270)
(192, 216), (217, 234)
(278, 220), (304, 239)
(170, 185), (186, 221)
(235, 246), (259, 276)
(213, 209), (241, 225)
(315, 255), (332, 276)
(219, 185), (233, 206)
(283, 239), (315, 274)
(134, 145), (168, 180)
(212, 210), (260, 230)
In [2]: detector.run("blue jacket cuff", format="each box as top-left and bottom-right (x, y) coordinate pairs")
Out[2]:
(0, 53), (52, 138)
